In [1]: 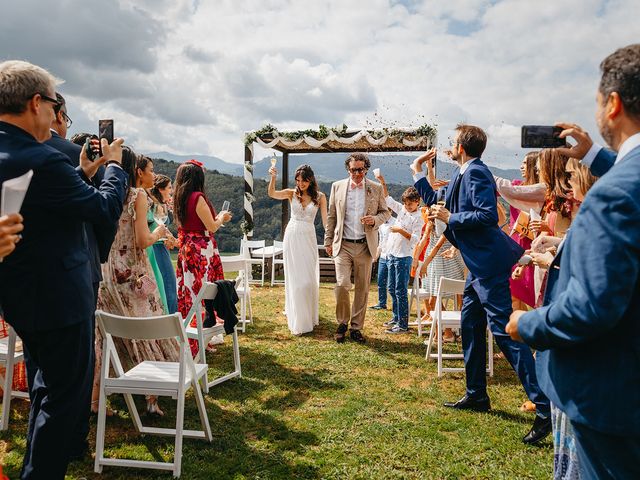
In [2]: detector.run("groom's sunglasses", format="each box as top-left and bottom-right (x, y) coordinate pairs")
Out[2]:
(349, 167), (367, 174)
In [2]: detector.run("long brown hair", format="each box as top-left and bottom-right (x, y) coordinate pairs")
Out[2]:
(149, 174), (171, 204)
(567, 157), (598, 198)
(538, 149), (570, 215)
(173, 162), (205, 227)
(523, 151), (540, 185)
(294, 164), (320, 206)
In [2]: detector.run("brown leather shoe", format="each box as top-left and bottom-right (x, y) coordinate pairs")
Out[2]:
(335, 323), (348, 343)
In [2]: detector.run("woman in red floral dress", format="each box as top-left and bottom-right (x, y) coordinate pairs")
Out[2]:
(173, 161), (232, 355)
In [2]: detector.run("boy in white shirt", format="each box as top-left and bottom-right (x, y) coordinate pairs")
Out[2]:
(375, 173), (424, 333)
(370, 217), (395, 310)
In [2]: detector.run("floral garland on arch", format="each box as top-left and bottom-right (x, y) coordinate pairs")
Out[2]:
(243, 123), (437, 149)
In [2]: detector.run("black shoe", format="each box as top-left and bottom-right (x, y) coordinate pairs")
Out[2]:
(335, 324), (348, 343)
(523, 415), (552, 445)
(443, 395), (491, 412)
(350, 329), (366, 344)
(370, 305), (387, 310)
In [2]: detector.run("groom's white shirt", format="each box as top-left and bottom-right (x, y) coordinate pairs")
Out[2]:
(343, 180), (366, 240)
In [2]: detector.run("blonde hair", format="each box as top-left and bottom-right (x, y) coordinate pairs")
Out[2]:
(0, 60), (61, 115)
(567, 157), (598, 197)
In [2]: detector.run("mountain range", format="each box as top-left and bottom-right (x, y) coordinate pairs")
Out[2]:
(146, 151), (522, 183)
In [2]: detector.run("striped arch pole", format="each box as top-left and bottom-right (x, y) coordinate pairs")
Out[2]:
(244, 144), (254, 238)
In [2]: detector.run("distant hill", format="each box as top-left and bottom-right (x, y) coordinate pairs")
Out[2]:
(146, 151), (522, 184)
(251, 153), (522, 183)
(145, 151), (241, 175)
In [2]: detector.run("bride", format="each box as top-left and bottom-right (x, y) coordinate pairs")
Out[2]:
(268, 164), (328, 335)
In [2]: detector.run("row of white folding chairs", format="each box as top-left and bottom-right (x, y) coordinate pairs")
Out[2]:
(0, 327), (29, 431)
(95, 280), (242, 477)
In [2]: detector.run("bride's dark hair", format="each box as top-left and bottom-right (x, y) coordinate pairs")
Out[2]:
(294, 164), (320, 206)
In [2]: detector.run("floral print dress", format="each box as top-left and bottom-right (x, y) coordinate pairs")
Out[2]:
(176, 192), (224, 355)
(95, 188), (179, 382)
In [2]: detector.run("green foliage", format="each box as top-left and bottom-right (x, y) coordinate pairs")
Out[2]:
(243, 123), (436, 146)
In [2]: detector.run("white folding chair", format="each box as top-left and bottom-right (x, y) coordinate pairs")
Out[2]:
(221, 255), (253, 332)
(270, 240), (285, 286)
(0, 326), (29, 431)
(182, 282), (241, 393)
(241, 239), (267, 286)
(408, 260), (433, 337)
(425, 277), (494, 377)
(94, 311), (212, 477)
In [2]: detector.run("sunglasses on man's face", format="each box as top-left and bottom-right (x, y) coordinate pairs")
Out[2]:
(37, 93), (63, 110)
(349, 167), (366, 174)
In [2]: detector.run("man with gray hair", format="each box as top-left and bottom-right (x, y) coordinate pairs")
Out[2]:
(0, 60), (128, 479)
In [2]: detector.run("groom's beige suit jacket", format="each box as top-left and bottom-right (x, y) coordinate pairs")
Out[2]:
(324, 178), (390, 257)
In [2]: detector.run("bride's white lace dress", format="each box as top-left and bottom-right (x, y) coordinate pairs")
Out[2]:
(283, 194), (319, 335)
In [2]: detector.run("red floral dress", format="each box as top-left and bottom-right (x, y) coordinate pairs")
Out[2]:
(176, 192), (224, 356)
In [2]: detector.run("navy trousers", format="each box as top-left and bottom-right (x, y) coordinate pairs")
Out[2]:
(571, 421), (640, 480)
(461, 273), (550, 416)
(17, 318), (94, 479)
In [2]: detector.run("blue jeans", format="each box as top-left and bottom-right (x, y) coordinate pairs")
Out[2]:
(387, 255), (412, 329)
(376, 257), (389, 308)
(152, 243), (178, 314)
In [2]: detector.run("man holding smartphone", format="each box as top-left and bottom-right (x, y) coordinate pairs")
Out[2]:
(0, 60), (128, 479)
(508, 44), (640, 478)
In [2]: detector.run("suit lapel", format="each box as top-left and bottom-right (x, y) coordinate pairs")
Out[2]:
(446, 167), (462, 212)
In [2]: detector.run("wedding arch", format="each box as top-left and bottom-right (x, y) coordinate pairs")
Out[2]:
(242, 123), (437, 238)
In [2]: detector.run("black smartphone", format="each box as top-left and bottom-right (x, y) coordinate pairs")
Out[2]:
(521, 125), (567, 148)
(84, 137), (98, 161)
(98, 119), (114, 155)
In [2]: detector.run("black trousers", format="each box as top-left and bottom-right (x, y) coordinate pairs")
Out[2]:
(17, 317), (94, 480)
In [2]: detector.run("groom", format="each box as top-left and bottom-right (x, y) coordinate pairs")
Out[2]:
(325, 153), (390, 343)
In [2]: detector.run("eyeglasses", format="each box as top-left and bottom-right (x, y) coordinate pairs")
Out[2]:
(37, 93), (63, 110)
(349, 167), (366, 174)
(61, 110), (72, 128)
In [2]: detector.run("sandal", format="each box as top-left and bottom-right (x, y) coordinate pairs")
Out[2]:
(90, 400), (117, 417)
(146, 398), (164, 417)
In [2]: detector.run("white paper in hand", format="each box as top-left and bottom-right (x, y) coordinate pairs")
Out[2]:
(529, 208), (541, 222)
(1, 170), (33, 216)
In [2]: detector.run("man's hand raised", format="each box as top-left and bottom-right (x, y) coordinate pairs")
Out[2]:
(81, 137), (124, 179)
(555, 122), (593, 160)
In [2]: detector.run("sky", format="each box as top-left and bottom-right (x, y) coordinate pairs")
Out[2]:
(2, 0), (639, 168)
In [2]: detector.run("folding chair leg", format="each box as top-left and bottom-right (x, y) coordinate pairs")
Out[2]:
(1, 367), (13, 431)
(94, 385), (108, 473)
(174, 390), (185, 477)
(437, 322), (444, 377)
(192, 380), (212, 442)
(425, 317), (436, 361)
(232, 329), (242, 378)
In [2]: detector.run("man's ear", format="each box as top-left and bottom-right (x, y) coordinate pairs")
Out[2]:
(607, 92), (623, 121)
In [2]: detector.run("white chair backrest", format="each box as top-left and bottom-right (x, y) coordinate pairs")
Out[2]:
(273, 240), (283, 248)
(96, 311), (185, 342)
(436, 277), (465, 300)
(241, 239), (266, 250)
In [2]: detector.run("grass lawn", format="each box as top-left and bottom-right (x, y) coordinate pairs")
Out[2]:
(0, 282), (552, 479)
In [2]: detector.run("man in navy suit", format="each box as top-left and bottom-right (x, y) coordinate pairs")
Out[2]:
(412, 124), (551, 444)
(508, 44), (640, 479)
(44, 93), (116, 460)
(0, 60), (128, 479)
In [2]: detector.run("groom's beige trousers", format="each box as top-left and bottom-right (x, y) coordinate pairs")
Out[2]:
(334, 240), (373, 331)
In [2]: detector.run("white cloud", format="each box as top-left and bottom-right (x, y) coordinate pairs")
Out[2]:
(3, 0), (639, 167)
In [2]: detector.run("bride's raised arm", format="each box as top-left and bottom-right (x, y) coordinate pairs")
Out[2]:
(268, 166), (294, 201)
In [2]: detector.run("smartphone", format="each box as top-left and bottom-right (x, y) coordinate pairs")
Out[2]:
(521, 125), (566, 148)
(84, 138), (98, 161)
(98, 119), (114, 155)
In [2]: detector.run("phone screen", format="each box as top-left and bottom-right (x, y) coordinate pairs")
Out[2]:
(98, 119), (114, 155)
(521, 125), (567, 149)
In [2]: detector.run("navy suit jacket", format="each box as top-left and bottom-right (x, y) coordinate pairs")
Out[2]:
(0, 122), (127, 332)
(414, 159), (523, 278)
(518, 145), (640, 436)
(45, 131), (117, 281)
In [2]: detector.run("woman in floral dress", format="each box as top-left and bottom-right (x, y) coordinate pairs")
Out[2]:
(174, 160), (232, 356)
(93, 148), (177, 416)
